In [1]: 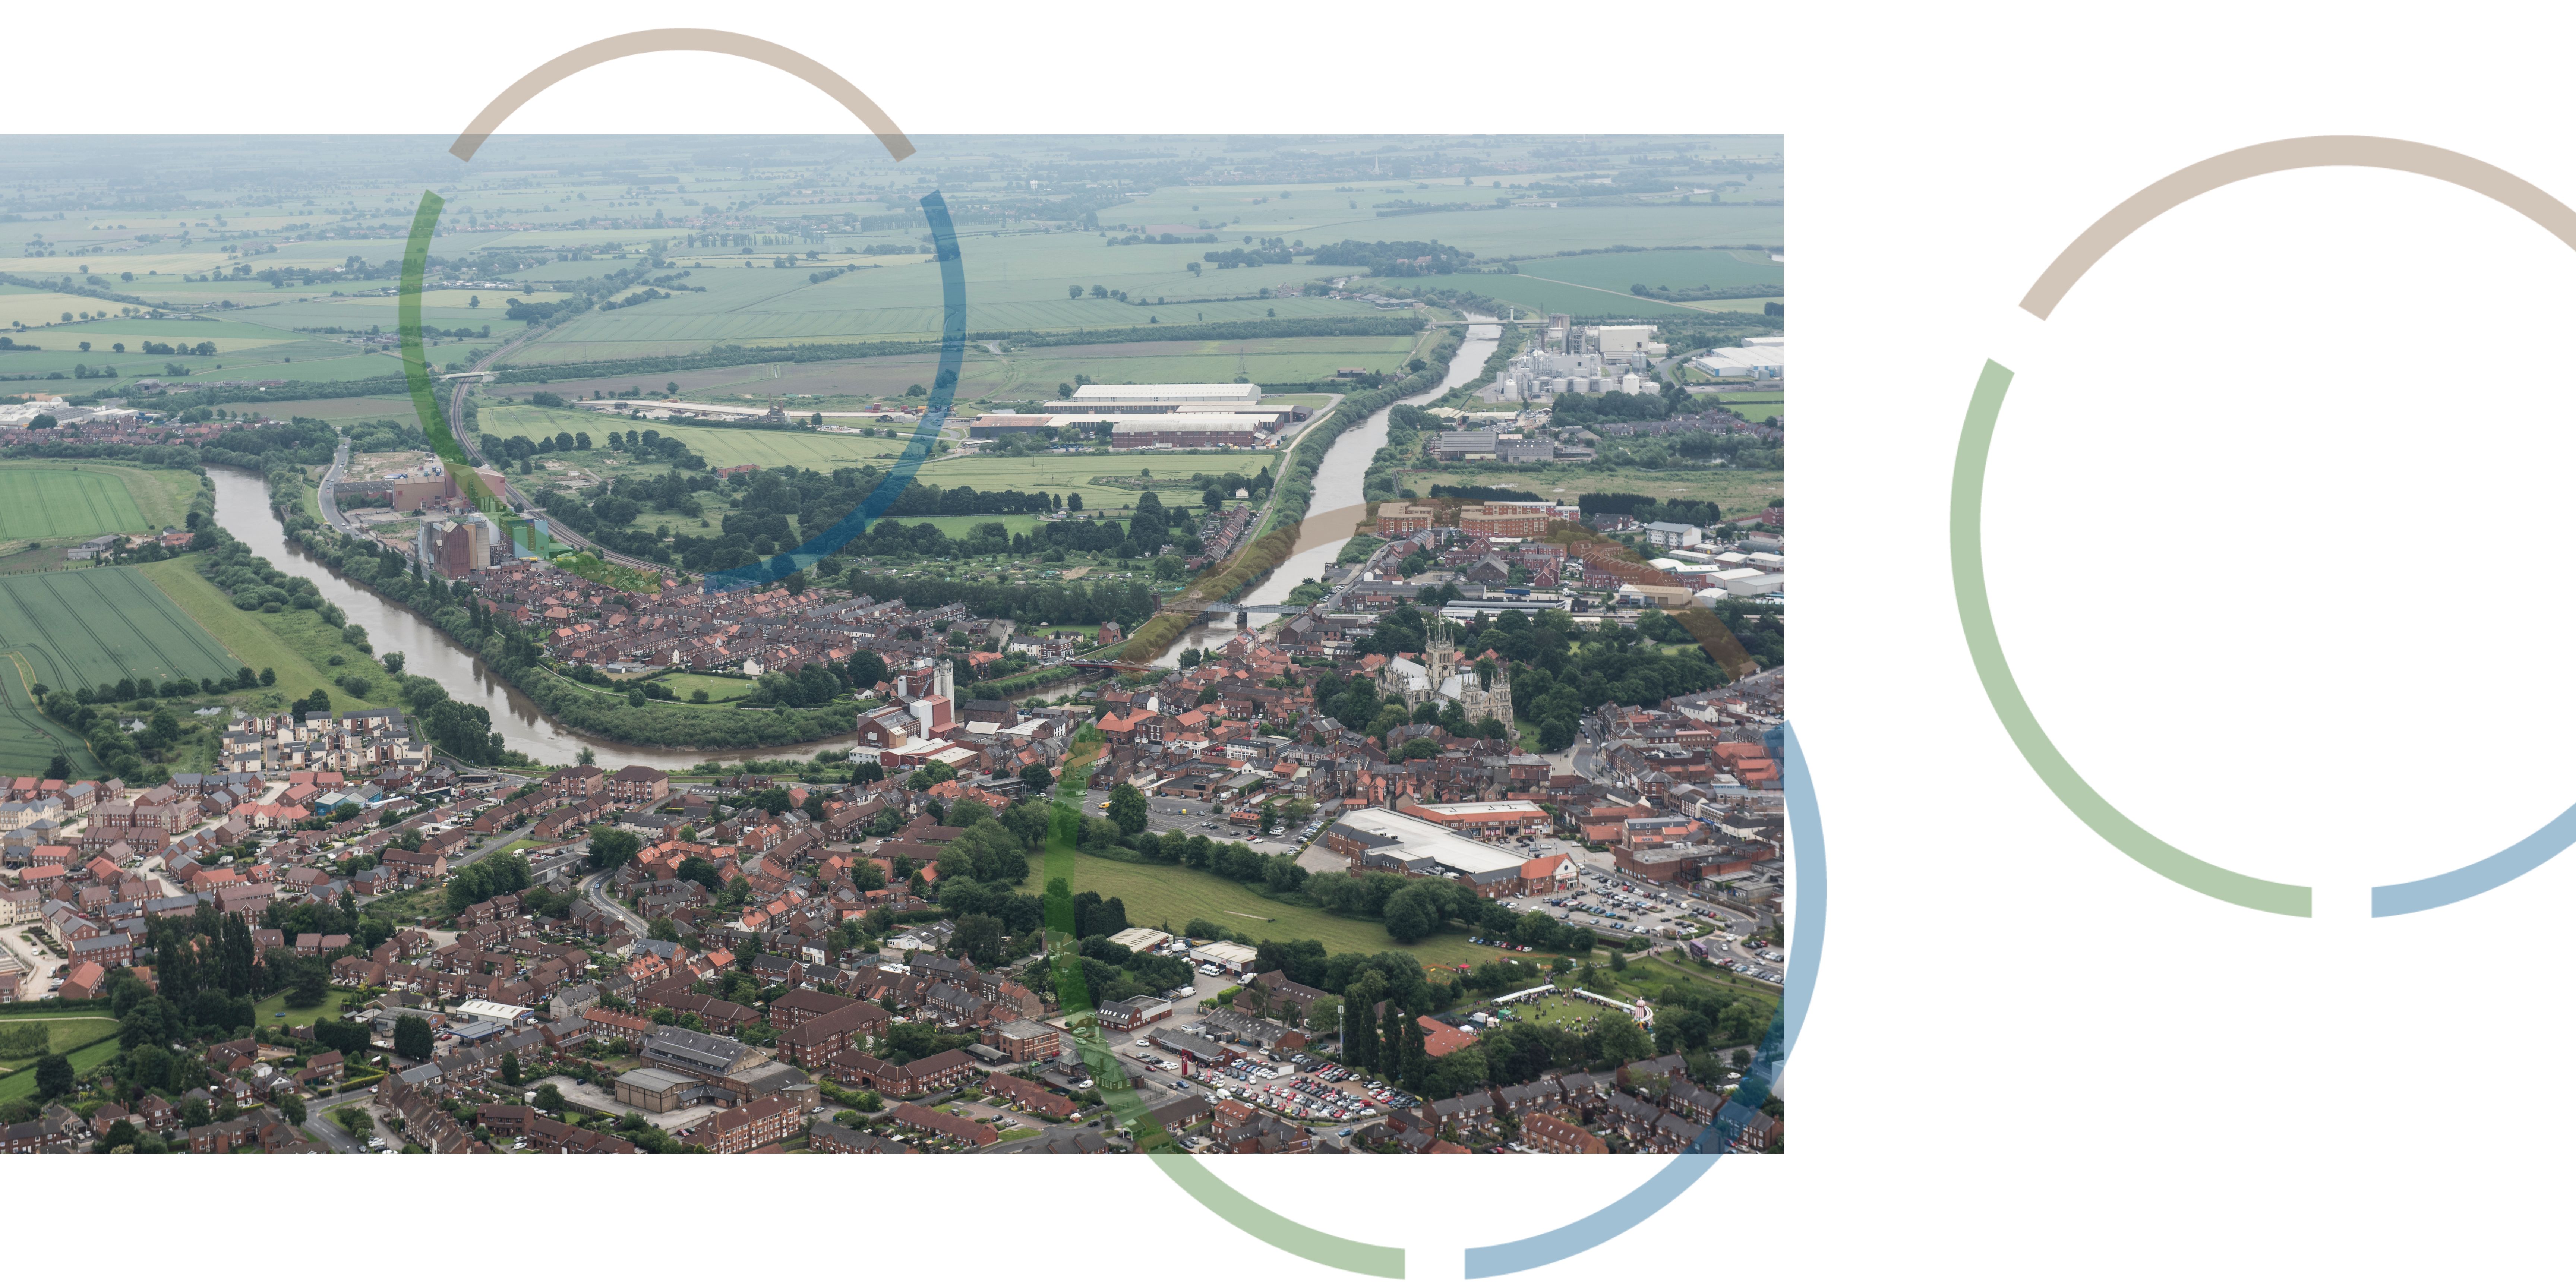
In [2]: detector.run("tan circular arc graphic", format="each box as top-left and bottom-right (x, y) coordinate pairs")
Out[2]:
(2019, 135), (2576, 318)
(446, 28), (914, 162)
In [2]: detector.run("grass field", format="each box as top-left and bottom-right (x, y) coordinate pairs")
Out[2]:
(0, 1014), (121, 1052)
(909, 513), (1045, 539)
(0, 465), (168, 542)
(917, 451), (1278, 514)
(1715, 394), (1783, 423)
(1395, 464), (1782, 518)
(0, 1026), (119, 1102)
(1516, 249), (1783, 294)
(0, 566), (243, 694)
(252, 986), (362, 1031)
(0, 651), (97, 776)
(1030, 847), (1522, 968)
(134, 557), (351, 711)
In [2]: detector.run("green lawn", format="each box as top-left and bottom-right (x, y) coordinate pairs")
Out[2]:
(0, 1031), (119, 1103)
(0, 1014), (120, 1053)
(253, 986), (363, 1031)
(1027, 844), (1524, 967)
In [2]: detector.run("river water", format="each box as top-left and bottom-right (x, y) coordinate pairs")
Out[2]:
(205, 323), (1501, 762)
(208, 467), (894, 770)
(1151, 319), (1503, 665)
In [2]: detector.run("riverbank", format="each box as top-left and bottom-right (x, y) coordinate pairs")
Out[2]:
(263, 466), (861, 753)
(1115, 324), (1484, 664)
(204, 467), (887, 770)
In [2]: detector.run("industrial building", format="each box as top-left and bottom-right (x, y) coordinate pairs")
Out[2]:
(415, 511), (503, 574)
(1322, 807), (1571, 897)
(1043, 382), (1267, 413)
(1498, 320), (1665, 401)
(1692, 337), (1785, 380)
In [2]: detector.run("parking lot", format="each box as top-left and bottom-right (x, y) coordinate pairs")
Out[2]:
(1091, 788), (1316, 858)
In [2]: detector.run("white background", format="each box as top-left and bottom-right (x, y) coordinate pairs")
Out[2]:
(16, 2), (2576, 1281)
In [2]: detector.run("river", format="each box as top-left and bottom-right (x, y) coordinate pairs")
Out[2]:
(208, 466), (913, 770)
(1150, 319), (1504, 665)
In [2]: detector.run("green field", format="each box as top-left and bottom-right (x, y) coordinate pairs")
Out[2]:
(1400, 272), (1767, 319)
(1395, 464), (1782, 518)
(0, 1020), (120, 1102)
(0, 464), (179, 542)
(0, 1014), (121, 1052)
(0, 655), (97, 776)
(0, 566), (243, 695)
(253, 986), (362, 1032)
(135, 557), (360, 713)
(1030, 847), (1522, 968)
(916, 451), (1278, 514)
(1517, 247), (1781, 292)
(909, 513), (1046, 539)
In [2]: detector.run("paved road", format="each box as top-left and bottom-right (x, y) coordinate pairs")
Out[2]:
(583, 869), (648, 935)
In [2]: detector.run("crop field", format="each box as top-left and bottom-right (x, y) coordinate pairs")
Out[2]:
(0, 567), (242, 697)
(1518, 248), (1783, 294)
(0, 465), (169, 541)
(654, 425), (914, 471)
(1715, 393), (1784, 422)
(0, 656), (97, 777)
(1028, 845), (1523, 968)
(136, 558), (342, 709)
(1396, 272), (1748, 319)
(1396, 464), (1783, 518)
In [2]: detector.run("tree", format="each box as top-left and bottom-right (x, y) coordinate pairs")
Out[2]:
(32, 1053), (73, 1101)
(499, 1053), (522, 1086)
(43, 754), (68, 780)
(1381, 882), (1445, 943)
(393, 1014), (433, 1061)
(587, 825), (642, 872)
(282, 956), (328, 1008)
(533, 1082), (568, 1114)
(952, 914), (1005, 967)
(1106, 782), (1149, 838)
(1258, 801), (1278, 833)
(1020, 762), (1054, 795)
(277, 1093), (306, 1126)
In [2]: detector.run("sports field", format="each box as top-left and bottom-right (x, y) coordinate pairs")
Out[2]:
(0, 566), (242, 695)
(0, 463), (198, 542)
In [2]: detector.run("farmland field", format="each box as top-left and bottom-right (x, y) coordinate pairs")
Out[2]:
(0, 566), (242, 695)
(1516, 248), (1783, 294)
(1029, 846), (1524, 969)
(0, 465), (166, 541)
(0, 653), (97, 776)
(1397, 271), (1767, 319)
(1394, 464), (1783, 518)
(136, 557), (369, 711)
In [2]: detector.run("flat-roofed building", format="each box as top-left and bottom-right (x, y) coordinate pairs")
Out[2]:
(1045, 383), (1265, 414)
(1323, 806), (1556, 897)
(1397, 798), (1553, 841)
(615, 1067), (701, 1113)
